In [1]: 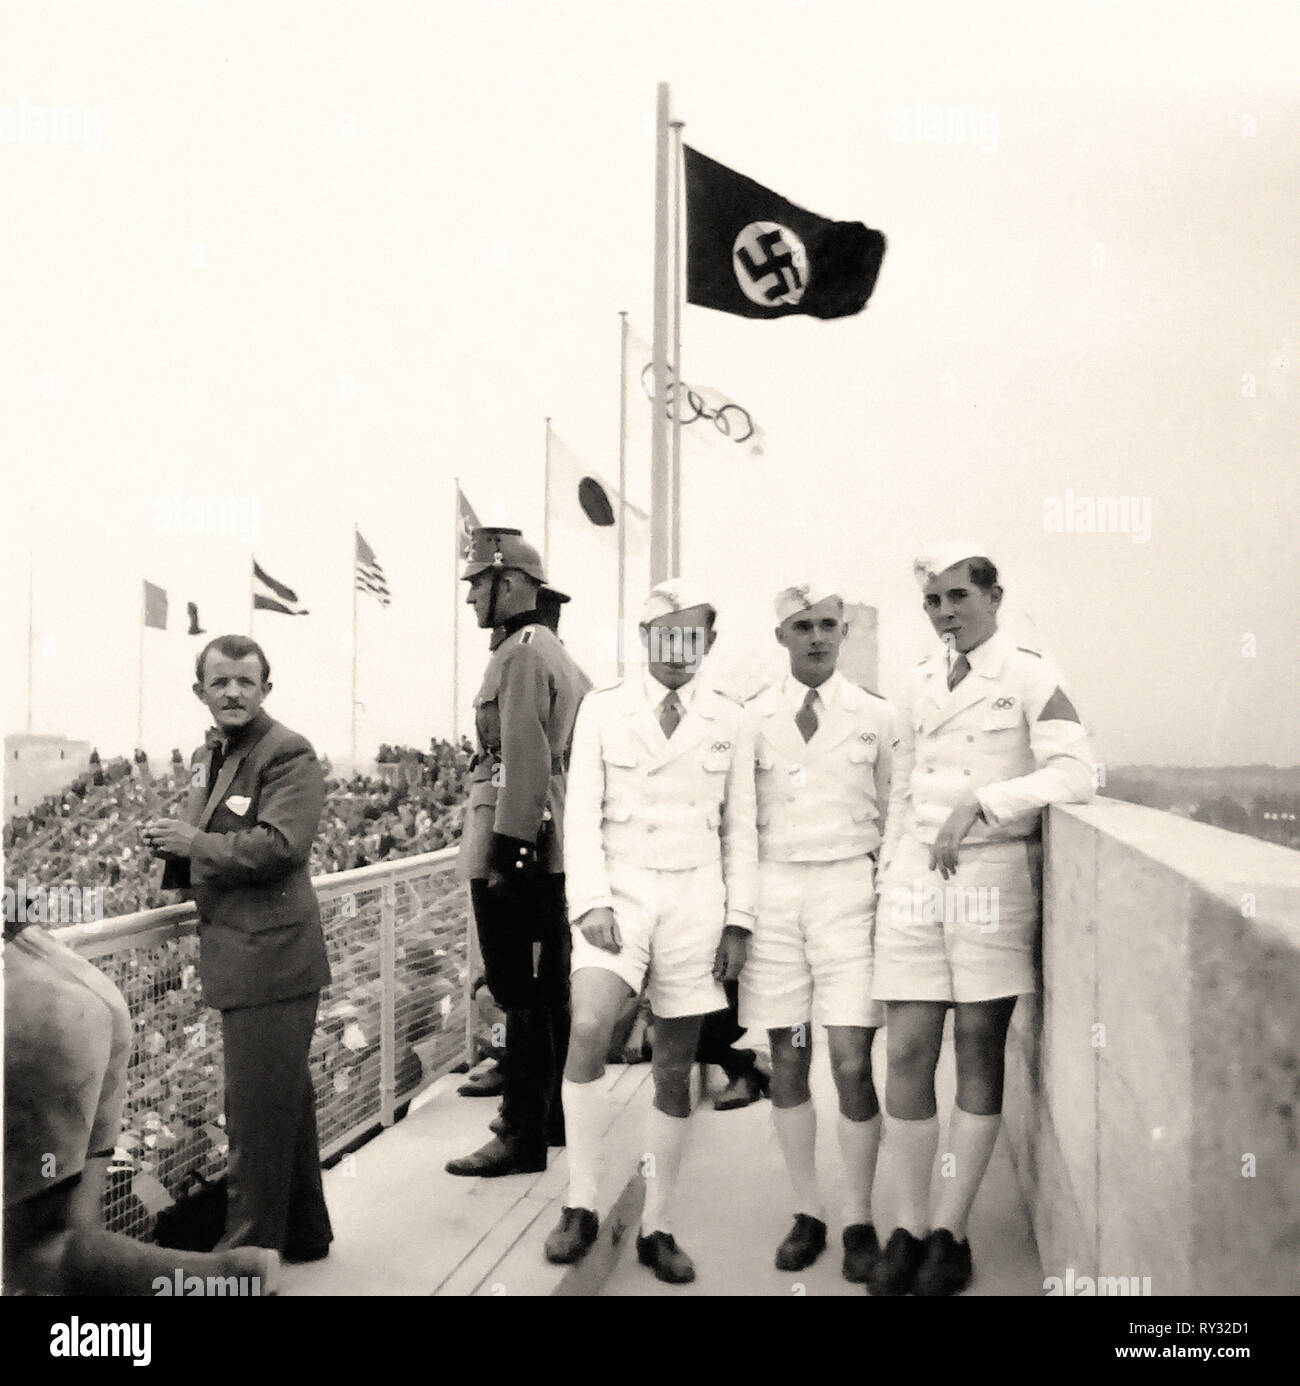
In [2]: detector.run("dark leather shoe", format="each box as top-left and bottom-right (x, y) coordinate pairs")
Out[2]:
(636, 1230), (696, 1284)
(841, 1223), (880, 1283)
(444, 1135), (546, 1178)
(912, 1229), (973, 1297)
(458, 1065), (506, 1098)
(544, 1207), (599, 1264)
(866, 1228), (927, 1296)
(774, 1213), (827, 1271)
(713, 1067), (769, 1111)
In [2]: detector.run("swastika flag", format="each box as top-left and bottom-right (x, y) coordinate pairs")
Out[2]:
(684, 146), (885, 320)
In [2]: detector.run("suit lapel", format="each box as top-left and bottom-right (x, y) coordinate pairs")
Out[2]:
(198, 744), (252, 829)
(757, 688), (806, 766)
(804, 676), (858, 759)
(183, 755), (210, 826)
(619, 682), (664, 761)
(652, 686), (717, 770)
(924, 638), (1007, 733)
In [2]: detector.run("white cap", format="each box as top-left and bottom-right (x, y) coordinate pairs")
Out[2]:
(640, 578), (716, 625)
(912, 540), (990, 589)
(774, 581), (842, 624)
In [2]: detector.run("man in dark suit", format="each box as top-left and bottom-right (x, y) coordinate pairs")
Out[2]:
(146, 634), (333, 1261)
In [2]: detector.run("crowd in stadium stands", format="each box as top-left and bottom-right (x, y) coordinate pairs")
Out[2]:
(3, 738), (475, 920)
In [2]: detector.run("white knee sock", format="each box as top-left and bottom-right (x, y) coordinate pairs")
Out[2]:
(881, 1113), (939, 1237)
(772, 1101), (824, 1221)
(837, 1112), (882, 1227)
(561, 1077), (605, 1212)
(640, 1107), (690, 1237)
(932, 1106), (1002, 1242)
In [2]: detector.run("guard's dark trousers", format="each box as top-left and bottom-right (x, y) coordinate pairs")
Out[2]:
(216, 992), (333, 1255)
(471, 874), (571, 1144)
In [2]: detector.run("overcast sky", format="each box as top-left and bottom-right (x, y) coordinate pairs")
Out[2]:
(4, 0), (1297, 770)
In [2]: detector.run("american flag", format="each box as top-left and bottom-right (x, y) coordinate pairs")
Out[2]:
(354, 530), (391, 608)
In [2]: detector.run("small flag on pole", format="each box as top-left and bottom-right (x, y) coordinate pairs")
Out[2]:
(143, 581), (168, 630)
(456, 485), (480, 560)
(187, 602), (205, 635)
(354, 531), (392, 608)
(252, 559), (309, 616)
(684, 145), (886, 320)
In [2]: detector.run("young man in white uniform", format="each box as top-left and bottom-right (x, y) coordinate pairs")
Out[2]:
(739, 584), (898, 1282)
(870, 542), (1095, 1296)
(543, 580), (758, 1284)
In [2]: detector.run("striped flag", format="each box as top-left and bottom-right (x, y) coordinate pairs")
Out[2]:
(252, 559), (309, 616)
(456, 485), (480, 559)
(355, 530), (391, 608)
(143, 580), (168, 629)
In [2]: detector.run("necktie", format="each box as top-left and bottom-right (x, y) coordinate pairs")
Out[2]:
(659, 691), (682, 739)
(947, 653), (971, 691)
(795, 688), (819, 743)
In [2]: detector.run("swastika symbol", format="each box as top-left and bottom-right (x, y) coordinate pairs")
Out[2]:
(732, 221), (808, 307)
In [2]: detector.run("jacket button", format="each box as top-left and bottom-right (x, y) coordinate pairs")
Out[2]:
(963, 769), (971, 776)
(647, 824), (658, 833)
(967, 735), (974, 742)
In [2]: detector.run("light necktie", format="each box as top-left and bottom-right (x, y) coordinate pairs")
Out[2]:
(947, 653), (971, 691)
(795, 688), (819, 743)
(659, 691), (682, 739)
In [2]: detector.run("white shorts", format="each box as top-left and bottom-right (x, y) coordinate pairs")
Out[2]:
(871, 832), (1042, 1004)
(569, 859), (727, 1020)
(739, 856), (885, 1032)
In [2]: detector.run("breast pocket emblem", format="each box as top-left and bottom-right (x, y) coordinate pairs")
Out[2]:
(993, 697), (1016, 710)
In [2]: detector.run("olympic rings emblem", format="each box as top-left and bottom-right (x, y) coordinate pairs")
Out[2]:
(640, 363), (756, 445)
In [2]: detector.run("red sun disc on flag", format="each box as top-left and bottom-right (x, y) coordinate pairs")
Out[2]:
(578, 477), (616, 526)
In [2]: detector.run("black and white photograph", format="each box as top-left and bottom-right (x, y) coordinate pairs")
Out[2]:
(1, 0), (1295, 1360)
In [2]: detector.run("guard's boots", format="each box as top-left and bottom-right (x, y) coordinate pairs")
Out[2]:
(444, 1131), (547, 1178)
(446, 1008), (549, 1177)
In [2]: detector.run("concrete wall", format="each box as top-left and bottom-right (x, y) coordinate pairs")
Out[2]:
(1003, 801), (1300, 1296)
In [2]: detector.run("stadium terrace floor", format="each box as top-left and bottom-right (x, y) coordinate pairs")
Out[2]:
(282, 1028), (1042, 1297)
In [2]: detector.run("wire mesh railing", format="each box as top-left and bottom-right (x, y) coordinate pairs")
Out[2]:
(52, 848), (469, 1241)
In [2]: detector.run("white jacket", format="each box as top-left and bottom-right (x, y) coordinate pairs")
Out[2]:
(563, 677), (758, 929)
(747, 672), (899, 862)
(881, 629), (1096, 866)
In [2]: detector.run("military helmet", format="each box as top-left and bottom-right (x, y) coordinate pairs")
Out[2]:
(461, 527), (547, 582)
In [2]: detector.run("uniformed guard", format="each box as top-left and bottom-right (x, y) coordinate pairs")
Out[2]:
(868, 541), (1095, 1296)
(739, 582), (899, 1282)
(542, 579), (758, 1283)
(445, 528), (591, 1178)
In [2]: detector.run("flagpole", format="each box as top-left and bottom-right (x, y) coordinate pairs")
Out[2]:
(669, 118), (685, 576)
(26, 504), (35, 731)
(617, 311), (629, 677)
(248, 556), (255, 636)
(137, 581), (145, 752)
(543, 416), (552, 569)
(351, 524), (359, 777)
(452, 477), (461, 744)
(650, 81), (672, 585)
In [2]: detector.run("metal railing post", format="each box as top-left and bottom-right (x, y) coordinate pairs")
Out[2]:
(379, 879), (397, 1127)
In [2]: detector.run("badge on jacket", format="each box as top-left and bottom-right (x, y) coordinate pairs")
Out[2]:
(225, 795), (252, 816)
